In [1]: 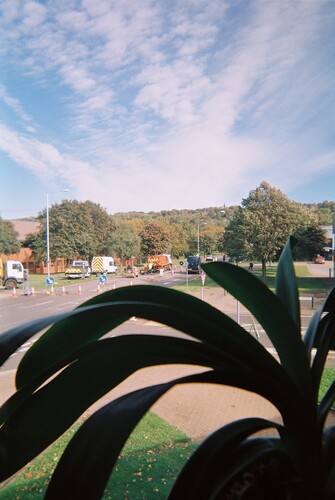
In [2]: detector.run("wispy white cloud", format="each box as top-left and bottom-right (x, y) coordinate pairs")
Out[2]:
(0, 84), (33, 124)
(1, 0), (335, 217)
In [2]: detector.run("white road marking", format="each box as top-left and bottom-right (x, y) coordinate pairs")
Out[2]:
(19, 300), (54, 308)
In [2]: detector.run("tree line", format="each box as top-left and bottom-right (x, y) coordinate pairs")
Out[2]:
(1, 182), (334, 271)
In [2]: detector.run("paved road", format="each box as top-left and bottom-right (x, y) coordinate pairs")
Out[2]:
(1, 264), (334, 372)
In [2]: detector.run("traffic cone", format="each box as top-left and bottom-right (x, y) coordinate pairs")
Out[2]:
(78, 285), (82, 294)
(96, 284), (102, 293)
(130, 280), (133, 286)
(31, 286), (36, 296)
(62, 286), (66, 295)
(12, 286), (17, 298)
(50, 285), (55, 295)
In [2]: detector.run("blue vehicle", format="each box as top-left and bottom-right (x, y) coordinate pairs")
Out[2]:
(187, 255), (201, 273)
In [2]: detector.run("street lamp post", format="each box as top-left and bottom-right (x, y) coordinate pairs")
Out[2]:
(46, 189), (69, 277)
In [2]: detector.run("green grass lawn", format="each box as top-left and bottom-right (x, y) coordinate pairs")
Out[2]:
(0, 413), (197, 499)
(175, 262), (332, 296)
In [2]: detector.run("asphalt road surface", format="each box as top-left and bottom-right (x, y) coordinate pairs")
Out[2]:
(1, 267), (334, 371)
(0, 271), (198, 370)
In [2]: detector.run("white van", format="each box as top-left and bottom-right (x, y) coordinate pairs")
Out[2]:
(91, 256), (118, 274)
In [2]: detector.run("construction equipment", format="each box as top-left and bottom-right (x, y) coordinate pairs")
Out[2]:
(142, 254), (171, 274)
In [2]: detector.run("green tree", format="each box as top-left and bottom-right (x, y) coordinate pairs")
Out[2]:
(140, 221), (171, 257)
(293, 225), (327, 261)
(27, 200), (115, 263)
(106, 225), (141, 264)
(169, 223), (189, 257)
(219, 207), (249, 263)
(222, 182), (315, 281)
(0, 218), (21, 254)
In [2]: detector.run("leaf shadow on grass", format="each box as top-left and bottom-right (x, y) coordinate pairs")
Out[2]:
(0, 413), (197, 500)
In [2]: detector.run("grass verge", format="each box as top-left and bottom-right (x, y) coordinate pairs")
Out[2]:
(1, 369), (334, 498)
(175, 263), (332, 295)
(0, 412), (197, 499)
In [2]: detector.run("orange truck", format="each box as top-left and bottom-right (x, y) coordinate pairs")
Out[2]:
(143, 254), (172, 273)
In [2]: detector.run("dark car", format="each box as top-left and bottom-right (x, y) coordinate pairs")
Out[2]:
(187, 255), (201, 273)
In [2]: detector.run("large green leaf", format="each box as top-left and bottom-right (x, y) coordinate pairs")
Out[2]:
(304, 306), (325, 357)
(169, 418), (284, 499)
(16, 287), (286, 391)
(323, 427), (335, 498)
(0, 313), (74, 366)
(275, 236), (300, 331)
(45, 378), (191, 499)
(311, 313), (335, 404)
(319, 379), (335, 430)
(202, 262), (311, 400)
(45, 376), (285, 499)
(0, 335), (300, 482)
(199, 438), (295, 499)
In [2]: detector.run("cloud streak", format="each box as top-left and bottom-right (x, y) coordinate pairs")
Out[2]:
(1, 0), (335, 217)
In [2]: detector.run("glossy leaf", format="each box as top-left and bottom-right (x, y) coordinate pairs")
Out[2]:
(169, 418), (284, 499)
(16, 287), (286, 391)
(206, 439), (295, 499)
(0, 334), (296, 482)
(275, 236), (300, 331)
(46, 372), (214, 499)
(202, 261), (311, 398)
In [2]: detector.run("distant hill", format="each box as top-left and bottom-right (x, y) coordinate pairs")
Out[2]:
(10, 220), (41, 241)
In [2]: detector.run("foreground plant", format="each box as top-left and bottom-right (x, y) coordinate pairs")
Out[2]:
(0, 238), (334, 498)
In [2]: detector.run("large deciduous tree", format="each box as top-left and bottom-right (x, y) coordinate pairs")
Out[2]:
(106, 225), (141, 264)
(27, 200), (115, 263)
(292, 225), (327, 261)
(0, 218), (21, 254)
(140, 221), (171, 257)
(222, 182), (319, 281)
(169, 223), (189, 257)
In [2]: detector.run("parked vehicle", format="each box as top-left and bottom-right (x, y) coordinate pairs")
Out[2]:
(205, 255), (213, 262)
(187, 255), (201, 273)
(0, 258), (28, 289)
(314, 255), (325, 264)
(91, 256), (118, 274)
(142, 254), (171, 273)
(65, 260), (91, 279)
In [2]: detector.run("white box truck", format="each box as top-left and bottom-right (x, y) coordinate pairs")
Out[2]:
(91, 256), (118, 275)
(0, 259), (28, 289)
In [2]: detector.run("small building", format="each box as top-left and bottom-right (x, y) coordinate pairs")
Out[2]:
(4, 219), (66, 274)
(322, 225), (335, 261)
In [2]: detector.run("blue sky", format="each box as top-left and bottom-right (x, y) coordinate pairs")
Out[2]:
(1, 0), (335, 219)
